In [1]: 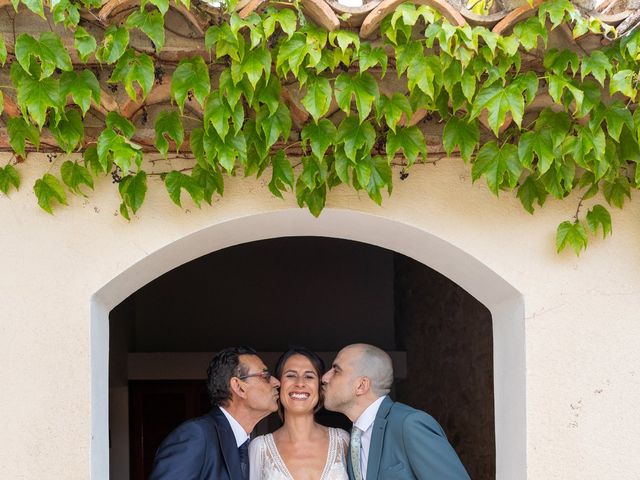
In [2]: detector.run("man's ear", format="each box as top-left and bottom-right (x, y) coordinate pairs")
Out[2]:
(230, 378), (248, 399)
(355, 376), (371, 396)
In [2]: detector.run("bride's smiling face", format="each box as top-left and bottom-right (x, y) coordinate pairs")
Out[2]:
(279, 354), (321, 414)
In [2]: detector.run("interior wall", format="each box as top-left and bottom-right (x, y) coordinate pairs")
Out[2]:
(130, 237), (396, 352)
(394, 253), (495, 480)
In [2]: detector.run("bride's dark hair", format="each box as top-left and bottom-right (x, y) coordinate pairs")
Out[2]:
(274, 347), (326, 419)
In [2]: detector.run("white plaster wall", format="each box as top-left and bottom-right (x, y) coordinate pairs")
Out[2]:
(0, 153), (639, 479)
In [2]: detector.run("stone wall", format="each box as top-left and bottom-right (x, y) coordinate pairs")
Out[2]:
(394, 253), (495, 479)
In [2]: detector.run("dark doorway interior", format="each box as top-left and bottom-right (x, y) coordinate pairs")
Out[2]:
(110, 237), (495, 479)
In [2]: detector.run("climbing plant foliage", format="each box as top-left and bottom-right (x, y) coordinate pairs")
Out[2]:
(0, 0), (639, 255)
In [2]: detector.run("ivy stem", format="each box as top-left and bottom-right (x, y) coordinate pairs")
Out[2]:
(0, 85), (16, 90)
(573, 194), (585, 223)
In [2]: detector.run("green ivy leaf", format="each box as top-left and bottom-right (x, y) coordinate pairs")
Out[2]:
(556, 220), (588, 255)
(0, 164), (20, 194)
(603, 177), (631, 208)
(356, 155), (392, 205)
(376, 93), (412, 134)
(203, 94), (231, 140)
(518, 130), (554, 173)
(301, 119), (336, 159)
(109, 49), (154, 102)
(60, 160), (93, 195)
(296, 179), (326, 217)
(191, 163), (223, 204)
(34, 173), (67, 213)
(256, 102), (291, 151)
(407, 54), (440, 101)
(241, 46), (271, 88)
(15, 32), (72, 79)
(202, 129), (247, 172)
(154, 111), (184, 157)
(443, 116), (479, 162)
(472, 142), (522, 194)
(276, 33), (308, 78)
(255, 75), (281, 117)
(205, 23), (243, 61)
(60, 69), (100, 116)
(470, 83), (524, 135)
(262, 7), (297, 39)
(143, 0), (169, 15)
(517, 175), (547, 214)
(586, 204), (612, 238)
(580, 50), (612, 87)
(547, 74), (584, 113)
(268, 150), (294, 198)
(119, 171), (147, 219)
(125, 9), (164, 52)
(334, 72), (379, 122)
(164, 170), (203, 207)
(97, 129), (142, 174)
(7, 117), (40, 157)
(106, 111), (135, 138)
(336, 116), (375, 162)
(609, 70), (637, 99)
(50, 109), (84, 154)
(74, 27), (97, 63)
(603, 102), (634, 142)
(329, 30), (360, 54)
(11, 63), (63, 129)
(358, 44), (387, 76)
(95, 26), (129, 64)
(535, 108), (572, 148)
(539, 0), (573, 29)
(21, 0), (45, 17)
(513, 16), (547, 51)
(171, 57), (210, 112)
(544, 49), (579, 76)
(301, 75), (332, 122)
(0, 33), (8, 66)
(83, 145), (106, 175)
(386, 126), (426, 166)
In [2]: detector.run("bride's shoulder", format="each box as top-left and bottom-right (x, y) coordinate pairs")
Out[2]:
(249, 434), (269, 453)
(331, 427), (350, 444)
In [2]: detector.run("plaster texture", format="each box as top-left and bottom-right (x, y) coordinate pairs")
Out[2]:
(0, 154), (639, 479)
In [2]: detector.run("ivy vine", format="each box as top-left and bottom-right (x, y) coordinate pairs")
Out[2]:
(0, 0), (638, 255)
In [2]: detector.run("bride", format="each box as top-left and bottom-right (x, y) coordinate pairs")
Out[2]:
(249, 347), (349, 480)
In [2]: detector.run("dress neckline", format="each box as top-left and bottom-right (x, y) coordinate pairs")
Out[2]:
(264, 427), (337, 480)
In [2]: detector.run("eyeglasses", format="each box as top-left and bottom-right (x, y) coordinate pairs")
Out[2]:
(238, 371), (272, 382)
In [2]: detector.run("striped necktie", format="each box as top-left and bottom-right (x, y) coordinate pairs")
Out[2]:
(350, 426), (363, 480)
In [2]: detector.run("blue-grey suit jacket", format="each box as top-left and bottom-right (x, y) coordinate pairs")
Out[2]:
(347, 396), (470, 480)
(148, 406), (244, 480)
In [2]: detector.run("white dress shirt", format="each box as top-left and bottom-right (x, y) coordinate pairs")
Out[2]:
(220, 406), (250, 447)
(352, 396), (386, 479)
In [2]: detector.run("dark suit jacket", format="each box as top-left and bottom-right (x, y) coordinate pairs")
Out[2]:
(347, 396), (470, 480)
(148, 406), (244, 480)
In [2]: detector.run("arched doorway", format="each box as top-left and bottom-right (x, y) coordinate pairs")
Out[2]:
(91, 209), (525, 479)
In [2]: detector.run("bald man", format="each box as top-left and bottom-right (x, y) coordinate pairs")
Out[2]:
(322, 344), (469, 480)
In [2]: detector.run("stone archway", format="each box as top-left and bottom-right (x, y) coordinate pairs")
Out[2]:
(91, 209), (525, 479)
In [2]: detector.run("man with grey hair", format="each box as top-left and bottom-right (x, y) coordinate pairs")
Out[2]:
(322, 343), (469, 480)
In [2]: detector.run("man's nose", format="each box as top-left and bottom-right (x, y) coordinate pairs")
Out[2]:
(321, 371), (331, 383)
(271, 376), (280, 387)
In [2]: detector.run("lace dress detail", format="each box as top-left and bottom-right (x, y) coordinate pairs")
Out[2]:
(249, 427), (349, 480)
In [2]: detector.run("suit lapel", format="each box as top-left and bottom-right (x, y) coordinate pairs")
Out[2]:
(210, 407), (242, 480)
(365, 396), (393, 480)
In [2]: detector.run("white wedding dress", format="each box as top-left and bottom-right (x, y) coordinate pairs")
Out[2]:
(249, 427), (350, 480)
